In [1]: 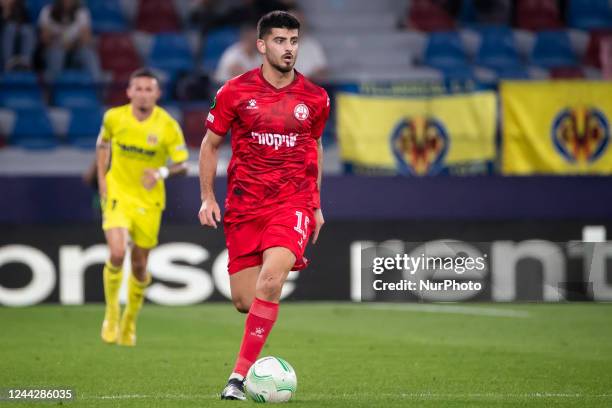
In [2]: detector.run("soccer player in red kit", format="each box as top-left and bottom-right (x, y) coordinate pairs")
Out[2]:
(198, 11), (330, 400)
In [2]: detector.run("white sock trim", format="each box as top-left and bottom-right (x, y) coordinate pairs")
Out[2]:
(229, 373), (244, 382)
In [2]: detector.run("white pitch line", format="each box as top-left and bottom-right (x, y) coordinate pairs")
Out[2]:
(307, 392), (612, 399)
(84, 394), (214, 400)
(96, 394), (150, 400)
(82, 392), (611, 400)
(349, 303), (531, 318)
(395, 393), (612, 399)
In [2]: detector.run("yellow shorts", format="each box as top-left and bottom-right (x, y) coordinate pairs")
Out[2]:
(102, 197), (162, 249)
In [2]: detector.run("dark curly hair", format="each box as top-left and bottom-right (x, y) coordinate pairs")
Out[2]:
(257, 10), (300, 39)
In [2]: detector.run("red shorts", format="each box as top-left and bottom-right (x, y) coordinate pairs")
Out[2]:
(224, 207), (314, 275)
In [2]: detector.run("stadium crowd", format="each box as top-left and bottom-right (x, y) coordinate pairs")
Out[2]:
(0, 0), (610, 151)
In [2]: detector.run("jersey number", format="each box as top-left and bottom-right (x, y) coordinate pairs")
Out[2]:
(294, 211), (310, 247)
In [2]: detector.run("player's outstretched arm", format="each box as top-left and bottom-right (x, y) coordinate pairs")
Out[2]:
(95, 133), (110, 202)
(312, 138), (325, 244)
(198, 129), (224, 228)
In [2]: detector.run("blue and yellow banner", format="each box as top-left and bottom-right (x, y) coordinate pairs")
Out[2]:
(502, 81), (612, 174)
(336, 91), (497, 175)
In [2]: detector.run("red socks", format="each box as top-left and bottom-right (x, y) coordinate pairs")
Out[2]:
(232, 297), (279, 377)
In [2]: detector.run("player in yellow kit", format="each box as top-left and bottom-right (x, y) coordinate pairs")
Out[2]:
(96, 68), (188, 346)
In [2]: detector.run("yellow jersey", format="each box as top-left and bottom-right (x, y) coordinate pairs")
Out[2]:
(100, 104), (188, 210)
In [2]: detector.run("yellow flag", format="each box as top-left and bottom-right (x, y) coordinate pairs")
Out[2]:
(502, 81), (612, 174)
(337, 91), (497, 175)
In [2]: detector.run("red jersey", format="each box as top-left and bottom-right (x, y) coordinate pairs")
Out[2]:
(206, 68), (330, 224)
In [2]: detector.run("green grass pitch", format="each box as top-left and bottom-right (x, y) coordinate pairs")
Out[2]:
(1, 303), (611, 407)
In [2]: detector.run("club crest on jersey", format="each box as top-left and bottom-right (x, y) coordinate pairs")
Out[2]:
(247, 99), (258, 110)
(294, 103), (309, 121)
(146, 134), (159, 146)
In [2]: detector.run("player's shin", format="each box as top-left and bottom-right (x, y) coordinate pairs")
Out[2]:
(101, 261), (123, 343)
(118, 273), (151, 346)
(232, 297), (279, 378)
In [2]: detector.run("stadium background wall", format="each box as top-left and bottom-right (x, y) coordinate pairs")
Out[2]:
(2, 176), (612, 223)
(1, 176), (611, 305)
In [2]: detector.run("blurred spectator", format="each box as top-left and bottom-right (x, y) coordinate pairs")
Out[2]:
(289, 7), (327, 82)
(38, 0), (101, 81)
(191, 0), (296, 32)
(1, 0), (35, 70)
(189, 0), (218, 31)
(214, 23), (261, 83)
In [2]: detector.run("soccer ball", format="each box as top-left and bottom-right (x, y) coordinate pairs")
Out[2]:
(244, 356), (297, 403)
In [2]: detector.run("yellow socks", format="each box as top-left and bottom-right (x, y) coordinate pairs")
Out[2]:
(101, 260), (150, 347)
(118, 273), (151, 346)
(101, 261), (122, 343)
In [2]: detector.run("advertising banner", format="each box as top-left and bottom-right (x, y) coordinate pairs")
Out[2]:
(1, 222), (611, 305)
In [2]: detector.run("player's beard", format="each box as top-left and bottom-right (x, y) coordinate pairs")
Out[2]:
(268, 54), (295, 74)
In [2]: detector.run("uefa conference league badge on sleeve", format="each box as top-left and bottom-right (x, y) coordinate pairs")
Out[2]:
(207, 95), (217, 124)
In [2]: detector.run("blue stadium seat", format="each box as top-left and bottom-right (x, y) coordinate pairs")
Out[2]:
(66, 108), (103, 149)
(148, 33), (194, 74)
(424, 32), (469, 70)
(54, 88), (101, 109)
(0, 73), (41, 109)
(475, 26), (522, 71)
(0, 71), (39, 89)
(51, 70), (100, 108)
(201, 27), (240, 73)
(88, 0), (128, 33)
(11, 108), (57, 149)
(0, 89), (45, 109)
(495, 66), (530, 79)
(437, 65), (476, 80)
(530, 31), (578, 68)
(53, 70), (96, 87)
(568, 0), (612, 30)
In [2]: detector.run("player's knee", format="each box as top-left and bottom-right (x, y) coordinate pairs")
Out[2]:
(232, 297), (251, 314)
(256, 273), (283, 301)
(109, 248), (126, 267)
(131, 258), (147, 276)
